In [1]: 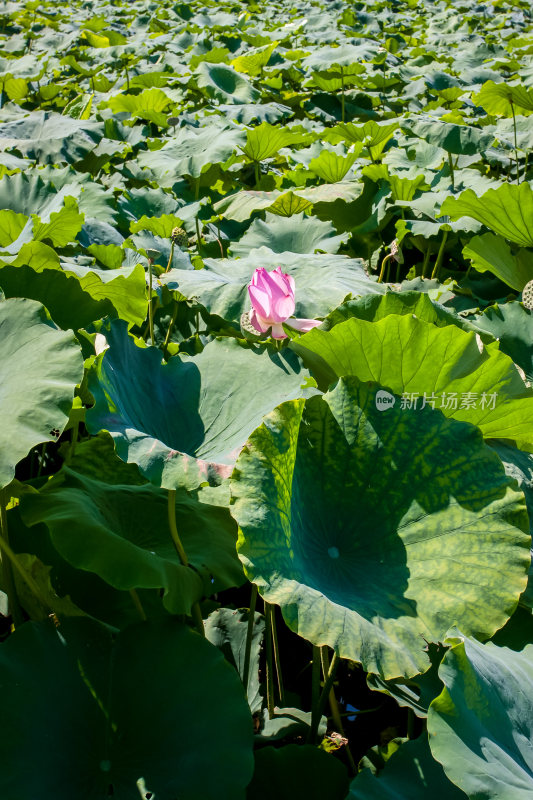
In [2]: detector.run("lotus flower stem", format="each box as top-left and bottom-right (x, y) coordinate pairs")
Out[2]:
(167, 490), (204, 636)
(163, 303), (178, 359)
(270, 604), (285, 706)
(421, 244), (431, 278)
(431, 229), (449, 280)
(242, 583), (258, 692)
(320, 646), (356, 775)
(340, 66), (345, 123)
(448, 152), (455, 189)
(0, 498), (52, 626)
(264, 602), (275, 718)
(309, 645), (322, 742)
(148, 258), (155, 345)
(129, 589), (147, 621)
(308, 649), (340, 744)
(378, 252), (394, 283)
(511, 101), (520, 185)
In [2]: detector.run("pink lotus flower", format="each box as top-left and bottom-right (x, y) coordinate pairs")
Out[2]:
(248, 267), (321, 339)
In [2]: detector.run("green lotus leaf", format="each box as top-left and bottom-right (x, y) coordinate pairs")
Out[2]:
(0, 298), (84, 489)
(474, 79), (533, 116)
(308, 149), (358, 182)
(470, 302), (533, 382)
(161, 251), (385, 324)
(0, 260), (147, 329)
(86, 320), (312, 490)
(205, 607), (264, 713)
(463, 233), (531, 292)
(401, 115), (495, 155)
(0, 209), (27, 246)
(247, 745), (349, 800)
(290, 314), (533, 451)
(230, 378), (529, 678)
(195, 61), (260, 104)
(348, 734), (467, 799)
(214, 182), (363, 222)
(137, 122), (245, 179)
(428, 633), (533, 800)
(231, 42), (277, 76)
(0, 617), (254, 799)
(100, 88), (172, 127)
(440, 183), (533, 247)
(240, 121), (311, 162)
(20, 467), (243, 614)
(0, 111), (104, 165)
(229, 213), (346, 256)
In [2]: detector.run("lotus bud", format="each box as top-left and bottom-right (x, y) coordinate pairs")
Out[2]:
(247, 266), (321, 340)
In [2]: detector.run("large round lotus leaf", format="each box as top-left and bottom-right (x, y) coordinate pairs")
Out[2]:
(229, 213), (346, 256)
(161, 251), (384, 326)
(0, 297), (84, 489)
(348, 735), (467, 799)
(19, 466), (244, 615)
(0, 617), (254, 799)
(428, 632), (533, 799)
(246, 745), (349, 800)
(231, 378), (530, 679)
(291, 314), (533, 452)
(86, 320), (312, 490)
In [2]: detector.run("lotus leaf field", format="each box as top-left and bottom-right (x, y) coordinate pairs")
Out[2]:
(2, 0), (533, 796)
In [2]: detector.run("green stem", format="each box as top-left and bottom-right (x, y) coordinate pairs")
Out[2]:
(0, 499), (24, 627)
(65, 420), (79, 466)
(194, 178), (202, 256)
(167, 490), (204, 636)
(264, 602), (275, 718)
(321, 647), (356, 776)
(163, 303), (178, 358)
(270, 604), (285, 706)
(447, 151), (454, 190)
(308, 651), (340, 744)
(309, 645), (322, 743)
(378, 253), (393, 283)
(242, 583), (258, 694)
(148, 259), (155, 345)
(431, 229), (449, 281)
(340, 66), (345, 123)
(129, 589), (147, 621)
(511, 101), (520, 185)
(421, 244), (431, 278)
(165, 242), (175, 273)
(254, 161), (260, 188)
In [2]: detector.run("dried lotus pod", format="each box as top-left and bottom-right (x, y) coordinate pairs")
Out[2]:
(171, 227), (188, 247)
(523, 279), (533, 310)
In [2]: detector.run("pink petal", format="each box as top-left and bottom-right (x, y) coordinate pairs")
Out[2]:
(270, 323), (287, 339)
(269, 267), (294, 298)
(270, 293), (295, 322)
(249, 310), (271, 333)
(285, 317), (322, 332)
(248, 285), (272, 318)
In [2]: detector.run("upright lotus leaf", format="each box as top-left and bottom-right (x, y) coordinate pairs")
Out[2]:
(0, 618), (254, 799)
(100, 88), (172, 127)
(291, 314), (533, 451)
(0, 298), (84, 489)
(86, 321), (312, 490)
(462, 233), (531, 292)
(229, 213), (346, 256)
(348, 735), (467, 799)
(247, 745), (349, 800)
(440, 184), (533, 247)
(20, 467), (244, 614)
(194, 62), (260, 104)
(161, 251), (385, 324)
(308, 149), (358, 183)
(401, 115), (495, 155)
(137, 122), (246, 179)
(231, 379), (529, 679)
(231, 42), (278, 76)
(428, 633), (533, 800)
(474, 80), (533, 116)
(205, 607), (264, 713)
(471, 302), (533, 383)
(240, 121), (310, 162)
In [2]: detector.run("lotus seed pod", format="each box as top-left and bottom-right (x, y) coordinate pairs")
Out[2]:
(171, 227), (188, 247)
(523, 280), (533, 310)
